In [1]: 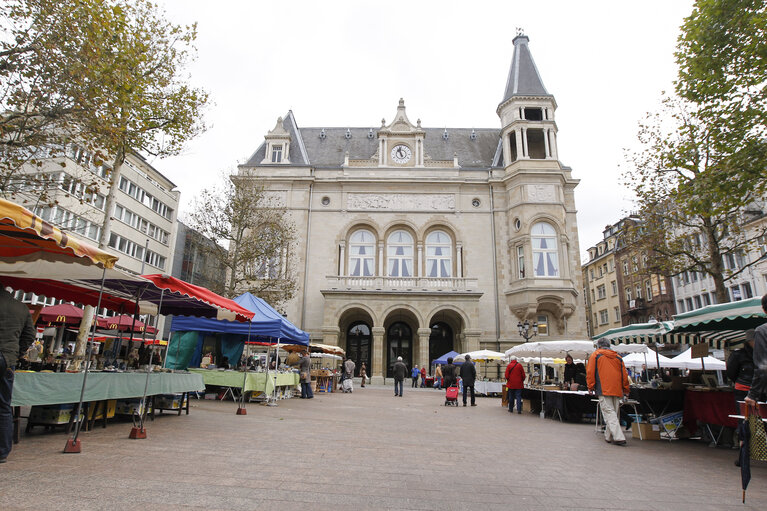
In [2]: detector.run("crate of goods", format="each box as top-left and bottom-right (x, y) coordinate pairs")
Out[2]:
(631, 421), (661, 440)
(650, 411), (684, 439)
(115, 398), (152, 416)
(87, 400), (116, 421)
(29, 404), (83, 425)
(155, 394), (186, 410)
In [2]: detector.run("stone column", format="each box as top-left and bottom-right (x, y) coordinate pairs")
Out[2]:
(514, 129), (523, 161)
(503, 130), (512, 164)
(339, 242), (345, 276)
(550, 130), (558, 159)
(456, 243), (463, 278)
(521, 127), (529, 158)
(378, 241), (384, 277)
(371, 326), (385, 385)
(463, 329), (481, 353)
(417, 328), (431, 371)
(543, 128), (551, 158)
(417, 242), (423, 278)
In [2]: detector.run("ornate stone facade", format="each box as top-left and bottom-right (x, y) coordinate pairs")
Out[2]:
(235, 34), (586, 382)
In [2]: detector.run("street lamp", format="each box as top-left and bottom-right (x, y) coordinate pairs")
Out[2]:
(517, 320), (538, 341)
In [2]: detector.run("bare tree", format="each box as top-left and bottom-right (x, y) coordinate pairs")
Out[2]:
(187, 173), (297, 308)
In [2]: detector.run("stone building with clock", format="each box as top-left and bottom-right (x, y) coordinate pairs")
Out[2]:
(235, 34), (587, 382)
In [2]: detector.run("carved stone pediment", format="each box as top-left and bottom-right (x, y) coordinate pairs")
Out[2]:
(347, 193), (455, 211)
(378, 98), (424, 136)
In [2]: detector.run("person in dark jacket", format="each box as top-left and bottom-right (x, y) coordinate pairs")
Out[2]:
(442, 358), (457, 389)
(746, 294), (767, 407)
(460, 354), (477, 407)
(299, 351), (313, 399)
(392, 356), (407, 397)
(1, 287), (36, 463)
(727, 329), (755, 402)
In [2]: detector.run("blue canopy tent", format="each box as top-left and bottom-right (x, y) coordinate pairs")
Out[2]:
(166, 292), (309, 369)
(432, 350), (460, 366)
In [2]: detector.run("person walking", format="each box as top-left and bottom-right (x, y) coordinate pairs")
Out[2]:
(359, 362), (367, 388)
(420, 366), (426, 388)
(434, 364), (443, 389)
(727, 329), (755, 466)
(411, 365), (419, 388)
(298, 351), (313, 399)
(442, 358), (457, 389)
(505, 355), (525, 414)
(393, 356), (407, 397)
(587, 338), (630, 445)
(460, 354), (477, 407)
(1, 286), (36, 463)
(745, 294), (767, 408)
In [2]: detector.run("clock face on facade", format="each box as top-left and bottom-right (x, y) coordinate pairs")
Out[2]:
(390, 144), (412, 164)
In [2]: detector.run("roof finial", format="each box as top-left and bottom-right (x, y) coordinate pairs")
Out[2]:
(516, 27), (524, 37)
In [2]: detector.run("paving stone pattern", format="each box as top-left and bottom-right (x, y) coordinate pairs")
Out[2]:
(1, 385), (766, 510)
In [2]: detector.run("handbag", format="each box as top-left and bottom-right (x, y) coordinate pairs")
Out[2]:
(747, 405), (767, 462)
(300, 371), (308, 381)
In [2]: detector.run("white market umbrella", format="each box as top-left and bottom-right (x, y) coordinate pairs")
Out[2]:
(612, 344), (649, 354)
(505, 340), (595, 360)
(670, 347), (726, 371)
(456, 349), (506, 361)
(621, 350), (675, 370)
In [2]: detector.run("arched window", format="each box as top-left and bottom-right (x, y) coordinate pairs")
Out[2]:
(425, 230), (452, 278)
(387, 230), (413, 277)
(349, 229), (375, 277)
(531, 222), (559, 277)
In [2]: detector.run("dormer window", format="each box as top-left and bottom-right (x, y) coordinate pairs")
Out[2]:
(261, 116), (291, 165)
(271, 144), (283, 163)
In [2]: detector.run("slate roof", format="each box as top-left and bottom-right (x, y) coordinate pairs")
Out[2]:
(244, 121), (502, 170)
(500, 34), (550, 105)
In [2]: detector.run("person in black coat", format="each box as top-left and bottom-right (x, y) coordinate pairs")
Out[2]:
(442, 358), (457, 389)
(727, 329), (755, 402)
(459, 354), (477, 406)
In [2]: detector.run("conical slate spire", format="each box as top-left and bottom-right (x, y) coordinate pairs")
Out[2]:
(500, 34), (549, 105)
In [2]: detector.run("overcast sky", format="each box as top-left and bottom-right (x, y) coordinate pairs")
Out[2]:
(153, 0), (695, 261)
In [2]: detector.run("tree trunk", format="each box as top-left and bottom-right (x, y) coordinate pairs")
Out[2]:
(73, 147), (126, 368)
(703, 216), (729, 304)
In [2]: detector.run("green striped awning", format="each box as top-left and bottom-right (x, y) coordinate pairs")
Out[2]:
(672, 297), (766, 332)
(593, 321), (674, 344)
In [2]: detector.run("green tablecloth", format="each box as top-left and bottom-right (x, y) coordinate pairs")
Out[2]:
(188, 369), (299, 394)
(11, 372), (205, 407)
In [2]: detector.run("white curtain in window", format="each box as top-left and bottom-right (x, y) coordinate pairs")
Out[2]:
(387, 230), (414, 277)
(349, 230), (375, 277)
(531, 222), (559, 277)
(425, 230), (452, 278)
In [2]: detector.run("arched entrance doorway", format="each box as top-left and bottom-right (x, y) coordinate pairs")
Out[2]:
(429, 321), (453, 367)
(386, 321), (412, 377)
(346, 322), (371, 376)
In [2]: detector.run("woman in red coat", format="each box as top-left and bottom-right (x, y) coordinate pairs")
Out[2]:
(505, 356), (526, 414)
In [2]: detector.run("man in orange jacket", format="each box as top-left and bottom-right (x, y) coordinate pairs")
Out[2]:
(587, 338), (630, 445)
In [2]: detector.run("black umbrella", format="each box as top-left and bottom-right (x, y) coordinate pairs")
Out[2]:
(738, 419), (751, 504)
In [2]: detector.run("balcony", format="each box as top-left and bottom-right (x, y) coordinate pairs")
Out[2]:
(323, 276), (479, 293)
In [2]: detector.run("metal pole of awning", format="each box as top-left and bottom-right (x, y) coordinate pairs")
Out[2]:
(131, 287), (164, 439)
(64, 266), (107, 453)
(236, 321), (253, 415)
(266, 338), (281, 407)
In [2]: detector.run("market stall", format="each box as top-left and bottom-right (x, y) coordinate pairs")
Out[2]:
(187, 368), (299, 400)
(506, 340), (595, 418)
(1, 198), (256, 447)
